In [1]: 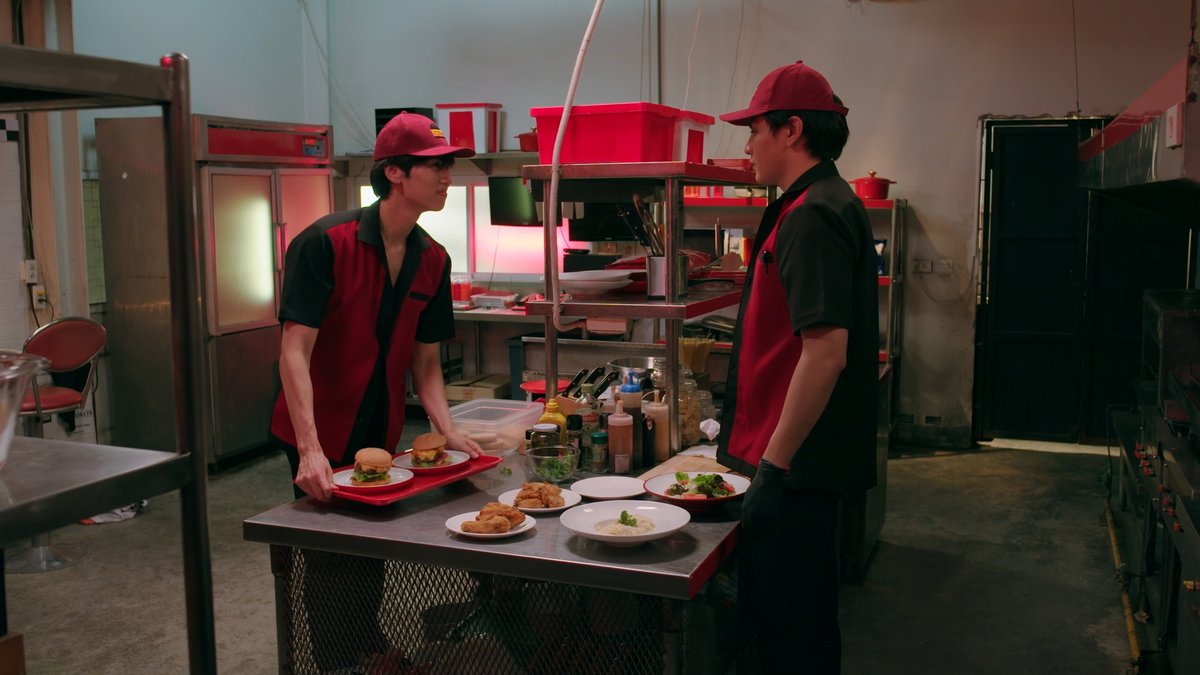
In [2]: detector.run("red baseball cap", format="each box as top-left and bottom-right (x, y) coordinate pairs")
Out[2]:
(720, 60), (848, 125)
(373, 112), (475, 160)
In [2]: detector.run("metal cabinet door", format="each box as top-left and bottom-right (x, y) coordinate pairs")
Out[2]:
(202, 168), (279, 334)
(277, 168), (333, 252)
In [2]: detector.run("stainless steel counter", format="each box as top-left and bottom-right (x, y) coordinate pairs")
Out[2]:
(243, 454), (739, 600)
(0, 436), (191, 548)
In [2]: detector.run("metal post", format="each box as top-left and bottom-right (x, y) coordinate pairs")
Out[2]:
(270, 546), (293, 675)
(0, 551), (7, 636)
(162, 52), (217, 675)
(542, 180), (558, 398)
(664, 178), (681, 453)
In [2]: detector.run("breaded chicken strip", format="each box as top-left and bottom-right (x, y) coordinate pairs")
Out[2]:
(478, 502), (525, 527)
(462, 515), (511, 534)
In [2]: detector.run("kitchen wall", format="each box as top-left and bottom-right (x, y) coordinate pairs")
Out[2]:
(71, 0), (330, 173)
(17, 1), (1190, 447)
(0, 116), (26, 351)
(670, 0), (1188, 447)
(326, 0), (1188, 447)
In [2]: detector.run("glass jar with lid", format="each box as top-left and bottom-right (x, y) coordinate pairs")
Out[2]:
(530, 423), (561, 451)
(650, 357), (668, 392)
(697, 390), (716, 422)
(679, 378), (702, 447)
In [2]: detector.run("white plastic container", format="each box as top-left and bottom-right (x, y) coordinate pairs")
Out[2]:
(450, 398), (544, 456)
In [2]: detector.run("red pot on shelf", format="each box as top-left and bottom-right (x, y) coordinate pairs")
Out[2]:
(516, 130), (538, 152)
(851, 171), (896, 200)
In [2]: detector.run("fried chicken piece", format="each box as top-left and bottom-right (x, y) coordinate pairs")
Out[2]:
(478, 502), (525, 527)
(512, 482), (565, 508)
(462, 515), (511, 534)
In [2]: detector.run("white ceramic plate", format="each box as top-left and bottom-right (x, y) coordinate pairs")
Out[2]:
(498, 488), (583, 514)
(570, 476), (647, 500)
(559, 500), (690, 546)
(445, 511), (536, 539)
(643, 472), (750, 511)
(559, 270), (631, 282)
(560, 279), (633, 297)
(392, 449), (470, 473)
(331, 466), (414, 491)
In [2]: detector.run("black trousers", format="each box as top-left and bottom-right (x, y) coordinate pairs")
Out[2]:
(278, 438), (389, 672)
(738, 489), (842, 674)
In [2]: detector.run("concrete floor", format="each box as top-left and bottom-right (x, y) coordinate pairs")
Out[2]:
(6, 440), (1132, 674)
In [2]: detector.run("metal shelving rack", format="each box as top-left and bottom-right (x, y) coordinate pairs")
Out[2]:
(0, 45), (215, 673)
(524, 161), (762, 452)
(864, 198), (907, 366)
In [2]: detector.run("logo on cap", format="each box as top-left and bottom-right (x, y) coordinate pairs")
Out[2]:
(430, 125), (445, 139)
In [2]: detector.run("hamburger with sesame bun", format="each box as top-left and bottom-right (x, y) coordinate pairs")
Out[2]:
(411, 432), (449, 466)
(351, 447), (393, 485)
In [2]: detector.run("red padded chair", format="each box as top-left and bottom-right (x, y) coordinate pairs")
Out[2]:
(7, 317), (106, 574)
(17, 316), (106, 439)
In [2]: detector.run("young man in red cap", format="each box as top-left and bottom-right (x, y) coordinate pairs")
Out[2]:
(717, 61), (878, 673)
(270, 111), (482, 672)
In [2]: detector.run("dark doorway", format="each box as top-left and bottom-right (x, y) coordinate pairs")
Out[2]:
(974, 118), (1192, 443)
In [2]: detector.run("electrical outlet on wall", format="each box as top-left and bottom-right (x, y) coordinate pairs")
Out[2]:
(914, 259), (932, 274)
(31, 284), (47, 309)
(20, 259), (38, 284)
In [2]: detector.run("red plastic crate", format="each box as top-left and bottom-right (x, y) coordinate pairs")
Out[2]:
(530, 102), (713, 164)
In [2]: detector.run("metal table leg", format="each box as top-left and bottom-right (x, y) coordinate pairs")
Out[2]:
(1, 549), (7, 636)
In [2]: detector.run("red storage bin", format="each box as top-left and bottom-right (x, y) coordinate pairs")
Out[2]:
(530, 102), (713, 164)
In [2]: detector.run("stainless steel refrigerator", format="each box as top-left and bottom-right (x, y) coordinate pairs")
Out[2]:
(97, 115), (333, 464)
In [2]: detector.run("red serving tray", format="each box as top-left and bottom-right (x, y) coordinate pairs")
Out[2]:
(331, 454), (503, 506)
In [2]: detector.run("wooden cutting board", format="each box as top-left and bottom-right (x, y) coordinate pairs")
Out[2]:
(638, 453), (728, 481)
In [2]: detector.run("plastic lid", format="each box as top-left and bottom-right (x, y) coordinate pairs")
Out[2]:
(566, 415), (583, 429)
(532, 423), (559, 433)
(590, 431), (608, 444)
(608, 401), (633, 426)
(620, 373), (641, 394)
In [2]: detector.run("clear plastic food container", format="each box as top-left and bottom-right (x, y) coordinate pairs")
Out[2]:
(450, 398), (544, 456)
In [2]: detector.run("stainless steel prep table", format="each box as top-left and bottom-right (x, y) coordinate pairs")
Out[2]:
(0, 437), (192, 637)
(0, 437), (191, 548)
(244, 454), (741, 674)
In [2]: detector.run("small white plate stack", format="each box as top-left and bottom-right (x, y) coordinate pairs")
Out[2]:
(557, 270), (632, 298)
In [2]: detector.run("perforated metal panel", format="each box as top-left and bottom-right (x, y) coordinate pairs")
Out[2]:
(271, 547), (739, 675)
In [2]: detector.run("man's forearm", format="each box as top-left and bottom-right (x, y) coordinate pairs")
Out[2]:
(761, 353), (844, 468)
(279, 348), (320, 455)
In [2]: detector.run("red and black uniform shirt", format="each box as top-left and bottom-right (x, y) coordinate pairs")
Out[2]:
(717, 161), (878, 492)
(269, 201), (454, 467)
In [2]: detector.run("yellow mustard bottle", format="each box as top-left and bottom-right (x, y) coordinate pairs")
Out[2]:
(538, 398), (568, 444)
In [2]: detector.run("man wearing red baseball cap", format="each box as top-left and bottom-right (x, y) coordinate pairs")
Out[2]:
(269, 112), (482, 671)
(717, 61), (878, 673)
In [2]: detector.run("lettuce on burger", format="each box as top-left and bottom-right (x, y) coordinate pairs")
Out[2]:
(352, 447), (393, 485)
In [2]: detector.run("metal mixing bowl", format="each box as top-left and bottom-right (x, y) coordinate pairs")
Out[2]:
(0, 352), (48, 470)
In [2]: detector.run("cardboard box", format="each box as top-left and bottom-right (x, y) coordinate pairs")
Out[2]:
(445, 374), (511, 402)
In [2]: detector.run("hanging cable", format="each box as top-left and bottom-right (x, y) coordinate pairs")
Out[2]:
(681, 0), (704, 113)
(718, 0), (749, 157)
(1070, 0), (1082, 116)
(546, 0), (606, 334)
(297, 0), (376, 149)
